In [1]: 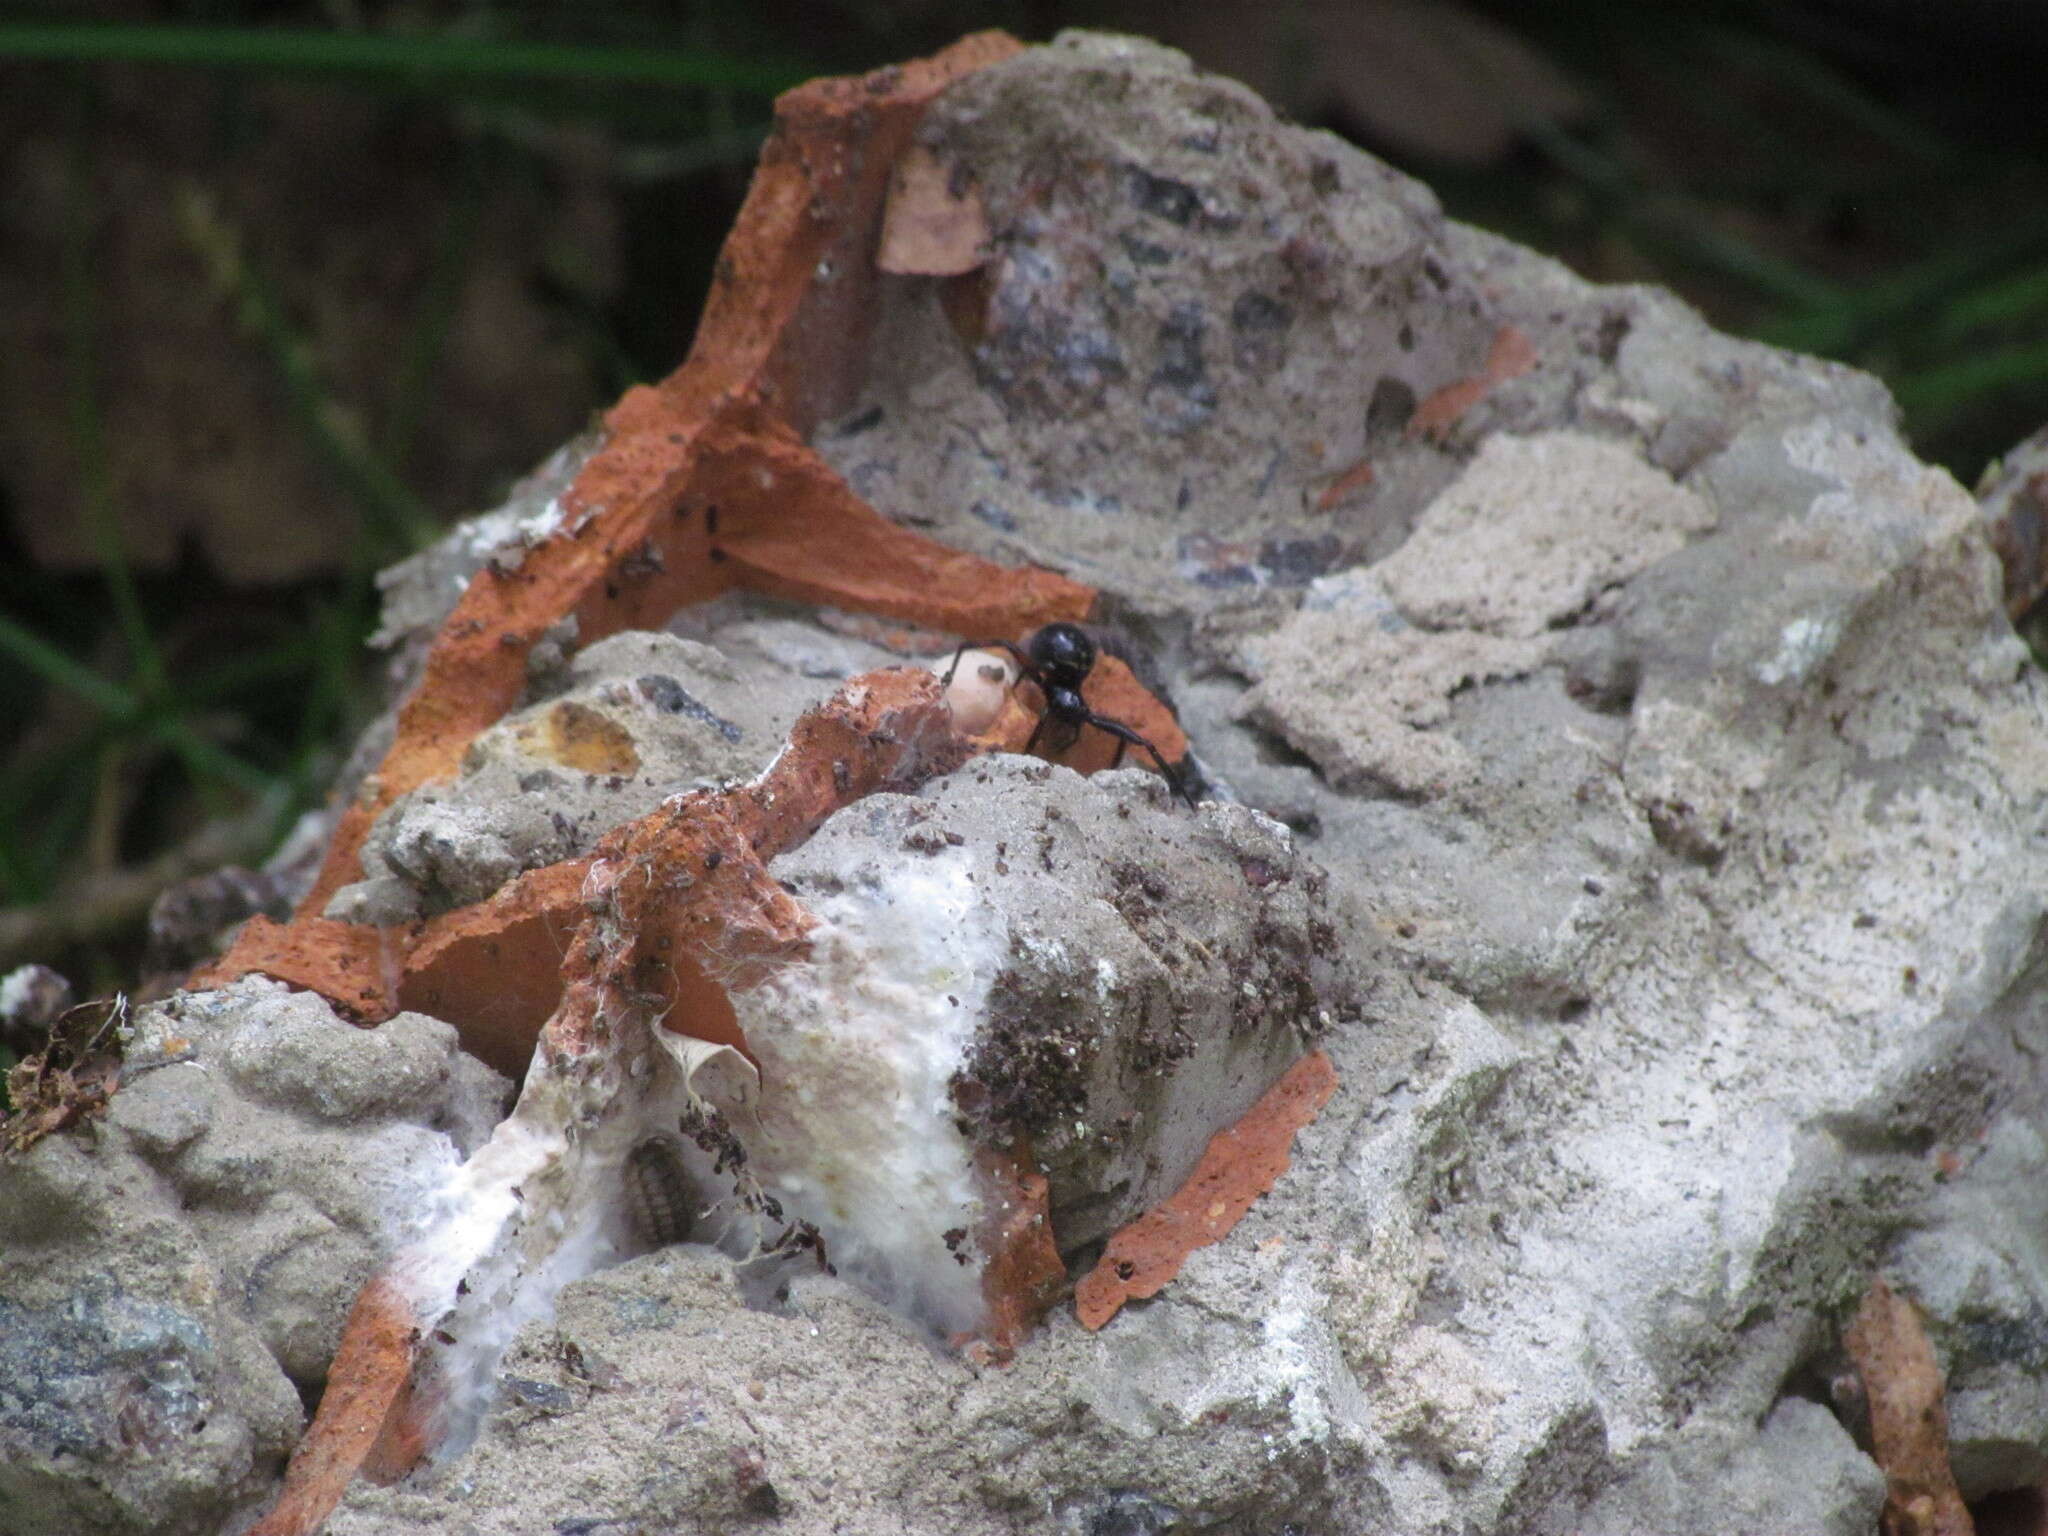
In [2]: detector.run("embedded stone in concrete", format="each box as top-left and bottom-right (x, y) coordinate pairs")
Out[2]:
(0, 980), (508, 1536)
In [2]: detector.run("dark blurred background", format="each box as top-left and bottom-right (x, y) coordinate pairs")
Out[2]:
(4, 0), (2048, 1012)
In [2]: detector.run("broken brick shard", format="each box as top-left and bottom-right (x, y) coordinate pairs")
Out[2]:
(248, 667), (985, 1536)
(1845, 1276), (1974, 1536)
(246, 1273), (417, 1536)
(1075, 1050), (1339, 1332)
(1407, 323), (1537, 445)
(191, 29), (1090, 1034)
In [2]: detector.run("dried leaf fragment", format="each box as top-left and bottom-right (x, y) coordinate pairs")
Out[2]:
(878, 144), (992, 276)
(1845, 1274), (1975, 1536)
(1, 995), (126, 1155)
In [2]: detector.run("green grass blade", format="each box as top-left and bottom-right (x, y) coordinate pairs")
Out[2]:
(175, 184), (441, 557)
(1894, 340), (2048, 420)
(1764, 218), (2048, 356)
(0, 612), (271, 798)
(149, 719), (275, 797)
(24, 741), (107, 894)
(1928, 264), (2048, 347)
(380, 140), (490, 472)
(0, 23), (812, 96)
(0, 614), (138, 720)
(61, 88), (169, 711)
(176, 638), (322, 705)
(1681, 22), (1948, 164)
(1633, 199), (1846, 312)
(56, 88), (271, 816)
(1516, 115), (1846, 313)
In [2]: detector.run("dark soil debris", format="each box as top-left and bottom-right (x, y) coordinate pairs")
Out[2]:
(2, 996), (128, 1155)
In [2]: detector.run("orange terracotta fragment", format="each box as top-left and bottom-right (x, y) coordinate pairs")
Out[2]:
(358, 1365), (437, 1488)
(1316, 457), (1377, 512)
(248, 1273), (418, 1536)
(191, 31), (1123, 1037)
(975, 1142), (1069, 1356)
(199, 901), (393, 1022)
(1407, 323), (1538, 445)
(682, 31), (1025, 434)
(1075, 1050), (1339, 1331)
(253, 667), (986, 1536)
(395, 859), (591, 1081)
(696, 414), (1091, 640)
(1845, 1275), (1974, 1536)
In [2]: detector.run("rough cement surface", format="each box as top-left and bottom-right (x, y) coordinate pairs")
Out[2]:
(1978, 419), (2048, 654)
(331, 608), (906, 921)
(1889, 1100), (2048, 1501)
(14, 29), (2048, 1536)
(713, 757), (1362, 1325)
(782, 32), (2048, 1532)
(826, 34), (1490, 613)
(328, 1232), (1386, 1536)
(365, 432), (596, 657)
(0, 979), (509, 1536)
(1575, 1399), (1886, 1536)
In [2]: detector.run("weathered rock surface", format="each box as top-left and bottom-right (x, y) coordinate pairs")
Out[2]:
(0, 980), (508, 1536)
(10, 28), (2048, 1536)
(707, 757), (1359, 1337)
(328, 32), (2048, 1536)
(1978, 419), (2048, 629)
(328, 1236), (1386, 1536)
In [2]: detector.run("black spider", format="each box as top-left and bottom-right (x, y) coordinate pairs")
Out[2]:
(941, 622), (1198, 807)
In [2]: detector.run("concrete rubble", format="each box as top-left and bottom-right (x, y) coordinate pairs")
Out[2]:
(328, 617), (908, 924)
(4, 28), (2047, 1536)
(0, 983), (507, 1536)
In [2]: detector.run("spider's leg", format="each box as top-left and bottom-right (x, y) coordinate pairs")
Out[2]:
(941, 639), (1033, 689)
(1109, 737), (1128, 771)
(1082, 713), (1198, 808)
